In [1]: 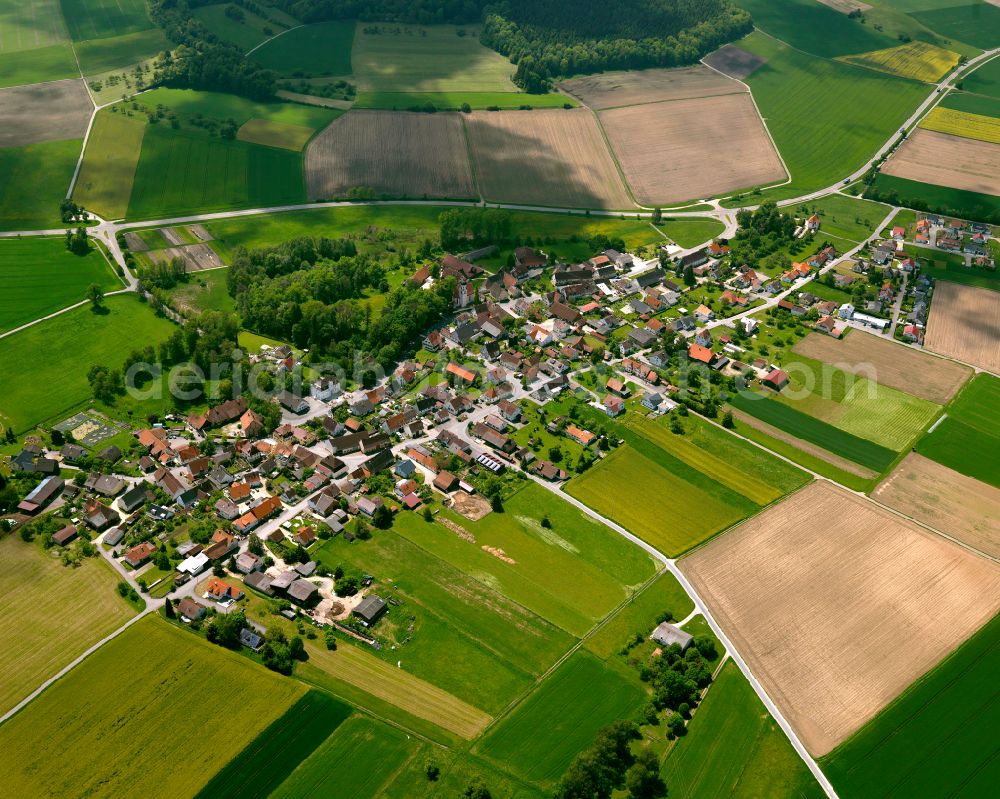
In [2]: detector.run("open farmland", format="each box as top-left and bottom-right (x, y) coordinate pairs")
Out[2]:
(910, 2), (1000, 50)
(681, 481), (1000, 756)
(74, 27), (169, 74)
(270, 715), (418, 799)
(128, 126), (306, 219)
(305, 110), (475, 200)
(0, 536), (137, 716)
(298, 640), (492, 740)
(565, 445), (750, 556)
(660, 661), (825, 799)
(60, 0), (154, 41)
(560, 65), (744, 110)
(920, 105), (1000, 145)
(476, 652), (645, 785)
(72, 110), (146, 219)
(963, 50), (1000, 99)
(823, 610), (1000, 799)
(194, 2), (299, 52)
(871, 172), (1000, 227)
(0, 0), (67, 51)
(882, 128), (1000, 196)
(0, 41), (78, 88)
(702, 44), (766, 80)
(0, 237), (120, 333)
(0, 617), (305, 797)
(0, 79), (92, 148)
(393, 482), (656, 637)
(0, 138), (81, 230)
(0, 295), (175, 432)
(723, 32), (928, 198)
(194, 691), (351, 799)
(237, 117), (322, 151)
(873, 453), (1000, 558)
(924, 281), (1000, 374)
(352, 24), (515, 94)
(792, 329), (971, 404)
(465, 108), (633, 209)
(250, 20), (355, 77)
(602, 93), (786, 205)
(838, 40), (960, 82)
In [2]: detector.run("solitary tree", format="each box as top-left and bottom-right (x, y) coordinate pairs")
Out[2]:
(86, 283), (105, 310)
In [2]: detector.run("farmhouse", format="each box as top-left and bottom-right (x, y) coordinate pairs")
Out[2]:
(16, 476), (64, 515)
(651, 622), (693, 651)
(762, 369), (790, 391)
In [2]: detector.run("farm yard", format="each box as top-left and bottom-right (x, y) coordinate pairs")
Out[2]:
(465, 108), (633, 208)
(681, 481), (1000, 756)
(601, 92), (786, 205)
(0, 535), (137, 717)
(72, 110), (146, 219)
(660, 661), (825, 799)
(823, 610), (1000, 799)
(792, 329), (971, 404)
(560, 65), (744, 110)
(0, 79), (92, 148)
(0, 617), (305, 797)
(0, 295), (175, 433)
(305, 110), (475, 200)
(881, 128), (1000, 197)
(873, 453), (1000, 558)
(924, 281), (1000, 374)
(0, 237), (121, 333)
(475, 651), (645, 785)
(837, 40), (960, 83)
(920, 105), (1000, 145)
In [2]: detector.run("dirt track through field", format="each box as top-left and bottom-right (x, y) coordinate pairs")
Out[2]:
(602, 93), (786, 205)
(305, 110), (476, 200)
(681, 481), (1000, 756)
(882, 129), (1000, 196)
(793, 329), (971, 404)
(0, 79), (93, 148)
(874, 453), (1000, 558)
(924, 282), (1000, 374)
(560, 66), (745, 110)
(465, 108), (633, 209)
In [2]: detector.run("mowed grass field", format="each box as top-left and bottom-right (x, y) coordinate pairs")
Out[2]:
(918, 373), (1000, 489)
(352, 24), (516, 94)
(792, 192), (892, 242)
(963, 51), (1000, 99)
(910, 2), (1000, 50)
(394, 484), (656, 636)
(728, 32), (928, 198)
(870, 172), (1000, 226)
(194, 690), (352, 799)
(0, 0), (67, 52)
(194, 2), (299, 52)
(0, 138), (80, 230)
(661, 661), (825, 799)
(237, 117), (325, 151)
(921, 105), (1000, 145)
(127, 126), (306, 219)
(0, 294), (176, 432)
(0, 41), (78, 87)
(312, 530), (574, 715)
(823, 610), (1000, 798)
(839, 40), (960, 82)
(74, 27), (170, 74)
(0, 237), (121, 333)
(476, 651), (645, 785)
(59, 0), (153, 41)
(73, 110), (146, 219)
(659, 217), (727, 247)
(251, 20), (354, 75)
(0, 617), (305, 797)
(0, 536), (137, 716)
(270, 715), (418, 799)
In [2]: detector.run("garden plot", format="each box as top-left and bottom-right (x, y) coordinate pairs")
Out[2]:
(882, 128), (1000, 197)
(924, 281), (1000, 374)
(681, 481), (1000, 756)
(560, 65), (744, 110)
(148, 243), (224, 271)
(0, 79), (92, 147)
(305, 110), (475, 200)
(601, 93), (786, 205)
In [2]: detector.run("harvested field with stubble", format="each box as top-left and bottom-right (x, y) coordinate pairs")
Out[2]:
(0, 79), (92, 147)
(874, 453), (1000, 559)
(560, 65), (744, 110)
(925, 281), (1000, 374)
(305, 111), (475, 200)
(702, 45), (766, 80)
(681, 481), (1000, 757)
(465, 108), (633, 209)
(882, 128), (1000, 197)
(793, 329), (971, 404)
(602, 93), (786, 205)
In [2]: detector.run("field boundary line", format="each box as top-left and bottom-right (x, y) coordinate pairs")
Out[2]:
(245, 23), (304, 57)
(458, 116), (485, 203)
(586, 105), (646, 210)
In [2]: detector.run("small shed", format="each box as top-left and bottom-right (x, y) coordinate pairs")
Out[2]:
(353, 594), (388, 627)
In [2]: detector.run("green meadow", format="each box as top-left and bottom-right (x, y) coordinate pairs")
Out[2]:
(962, 54), (1000, 99)
(75, 27), (170, 74)
(0, 237), (121, 333)
(0, 42), (77, 87)
(0, 0), (67, 52)
(658, 217), (727, 248)
(250, 20), (355, 75)
(871, 173), (1000, 227)
(60, 0), (154, 41)
(73, 110), (147, 220)
(0, 294), (176, 432)
(789, 193), (892, 242)
(0, 139), (80, 230)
